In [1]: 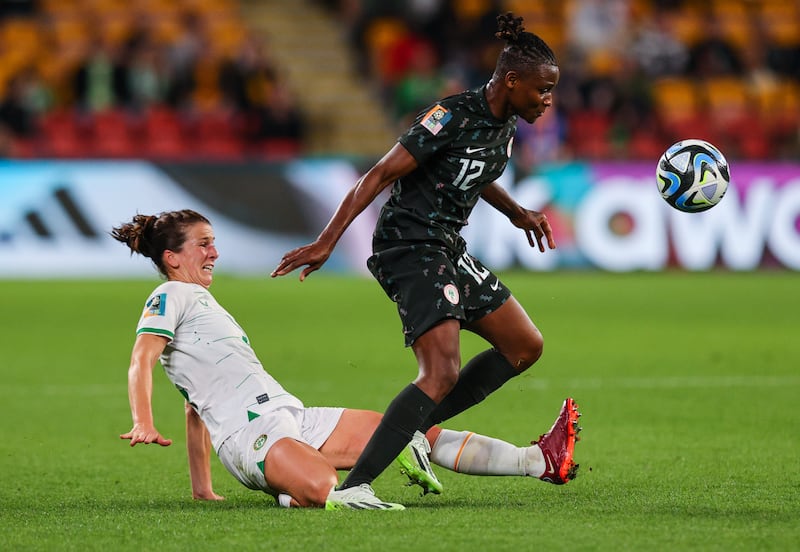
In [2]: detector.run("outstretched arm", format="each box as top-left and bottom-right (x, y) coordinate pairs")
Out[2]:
(480, 182), (556, 252)
(120, 333), (173, 447)
(271, 143), (418, 280)
(186, 401), (224, 500)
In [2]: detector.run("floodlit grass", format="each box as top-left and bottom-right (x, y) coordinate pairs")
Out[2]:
(1, 272), (798, 551)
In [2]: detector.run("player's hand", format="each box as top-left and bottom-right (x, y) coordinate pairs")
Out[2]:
(510, 209), (556, 253)
(193, 490), (225, 501)
(120, 424), (173, 448)
(270, 241), (332, 281)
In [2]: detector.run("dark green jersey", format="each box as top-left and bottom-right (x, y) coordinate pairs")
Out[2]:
(373, 86), (517, 253)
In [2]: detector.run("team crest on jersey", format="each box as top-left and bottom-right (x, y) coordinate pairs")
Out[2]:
(443, 284), (460, 305)
(144, 293), (166, 317)
(420, 104), (452, 135)
(253, 434), (268, 451)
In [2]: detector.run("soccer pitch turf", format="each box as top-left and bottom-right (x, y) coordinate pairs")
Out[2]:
(1, 272), (798, 551)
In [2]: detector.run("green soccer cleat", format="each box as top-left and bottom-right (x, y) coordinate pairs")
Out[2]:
(395, 430), (443, 495)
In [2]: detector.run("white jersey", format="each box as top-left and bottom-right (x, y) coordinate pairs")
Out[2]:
(135, 281), (304, 451)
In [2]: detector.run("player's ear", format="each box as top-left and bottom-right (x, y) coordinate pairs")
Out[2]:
(163, 250), (180, 269)
(504, 71), (519, 89)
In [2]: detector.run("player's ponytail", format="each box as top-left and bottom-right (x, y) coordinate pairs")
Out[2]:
(495, 11), (525, 43)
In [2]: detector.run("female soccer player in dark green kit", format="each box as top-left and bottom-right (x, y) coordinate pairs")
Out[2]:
(273, 12), (581, 508)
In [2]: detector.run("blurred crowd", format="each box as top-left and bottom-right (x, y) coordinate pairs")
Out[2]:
(0, 0), (305, 159)
(318, 0), (800, 167)
(0, 0), (798, 163)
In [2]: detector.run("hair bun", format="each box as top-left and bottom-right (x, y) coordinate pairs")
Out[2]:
(495, 12), (525, 42)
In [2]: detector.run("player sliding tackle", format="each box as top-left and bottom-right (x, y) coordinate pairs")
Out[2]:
(114, 210), (581, 510)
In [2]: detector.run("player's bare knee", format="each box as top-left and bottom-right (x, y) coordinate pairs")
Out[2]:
(417, 363), (459, 402)
(508, 330), (544, 372)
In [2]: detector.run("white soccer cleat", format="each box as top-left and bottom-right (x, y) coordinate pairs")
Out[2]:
(325, 483), (405, 511)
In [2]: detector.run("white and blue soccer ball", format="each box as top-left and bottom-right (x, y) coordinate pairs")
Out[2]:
(656, 139), (730, 213)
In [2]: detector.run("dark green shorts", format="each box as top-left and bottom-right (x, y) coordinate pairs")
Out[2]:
(367, 244), (511, 346)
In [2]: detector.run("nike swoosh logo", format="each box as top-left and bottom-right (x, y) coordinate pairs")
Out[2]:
(490, 279), (500, 291)
(465, 146), (486, 154)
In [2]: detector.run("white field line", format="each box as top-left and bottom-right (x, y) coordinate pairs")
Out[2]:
(515, 375), (800, 391)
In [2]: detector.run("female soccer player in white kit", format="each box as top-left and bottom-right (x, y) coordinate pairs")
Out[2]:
(113, 210), (580, 510)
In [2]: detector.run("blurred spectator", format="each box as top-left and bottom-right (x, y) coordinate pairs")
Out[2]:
(72, 33), (129, 113)
(0, 0), (34, 18)
(685, 17), (744, 77)
(250, 81), (305, 143)
(765, 39), (800, 80)
(567, 0), (630, 56)
(123, 27), (173, 112)
(392, 39), (444, 123)
(0, 72), (35, 137)
(0, 67), (51, 137)
(165, 10), (208, 109)
(628, 10), (689, 78)
(218, 33), (279, 112)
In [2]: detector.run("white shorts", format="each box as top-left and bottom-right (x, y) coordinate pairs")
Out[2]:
(217, 405), (344, 495)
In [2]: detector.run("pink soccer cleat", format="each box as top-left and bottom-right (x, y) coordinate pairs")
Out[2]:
(534, 397), (582, 484)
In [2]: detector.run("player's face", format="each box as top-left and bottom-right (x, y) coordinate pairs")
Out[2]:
(508, 64), (559, 124)
(167, 222), (219, 288)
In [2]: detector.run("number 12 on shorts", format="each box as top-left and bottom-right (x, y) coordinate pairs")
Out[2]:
(457, 252), (489, 284)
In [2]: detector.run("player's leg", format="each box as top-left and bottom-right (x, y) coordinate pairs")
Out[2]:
(337, 246), (466, 492)
(420, 296), (542, 431)
(263, 438), (339, 507)
(422, 397), (582, 485)
(338, 320), (458, 490)
(217, 409), (343, 508)
(288, 407), (404, 510)
(465, 294), (544, 371)
(317, 409), (382, 469)
(321, 409), (444, 495)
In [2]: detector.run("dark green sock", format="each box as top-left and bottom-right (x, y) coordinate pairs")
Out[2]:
(339, 383), (437, 490)
(419, 349), (518, 433)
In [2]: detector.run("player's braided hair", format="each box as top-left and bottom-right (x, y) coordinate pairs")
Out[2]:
(111, 209), (210, 276)
(493, 12), (557, 77)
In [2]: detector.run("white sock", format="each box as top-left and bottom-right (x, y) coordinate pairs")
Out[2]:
(430, 429), (546, 477)
(277, 493), (293, 508)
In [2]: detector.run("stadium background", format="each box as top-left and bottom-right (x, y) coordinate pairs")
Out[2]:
(1, 3), (798, 549)
(0, 0), (798, 277)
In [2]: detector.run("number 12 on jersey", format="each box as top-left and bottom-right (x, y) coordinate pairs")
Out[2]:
(453, 159), (486, 190)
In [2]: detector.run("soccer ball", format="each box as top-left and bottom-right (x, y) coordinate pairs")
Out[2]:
(656, 139), (730, 212)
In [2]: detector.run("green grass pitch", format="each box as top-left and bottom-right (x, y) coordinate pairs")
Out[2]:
(1, 272), (798, 551)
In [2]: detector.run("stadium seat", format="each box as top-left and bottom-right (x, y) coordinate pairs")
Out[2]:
(140, 105), (192, 160)
(628, 128), (666, 160)
(702, 77), (749, 131)
(37, 109), (91, 158)
(88, 108), (140, 158)
(250, 137), (302, 160)
(189, 109), (245, 160)
(759, 1), (800, 47)
(650, 77), (703, 142)
(566, 110), (612, 159)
